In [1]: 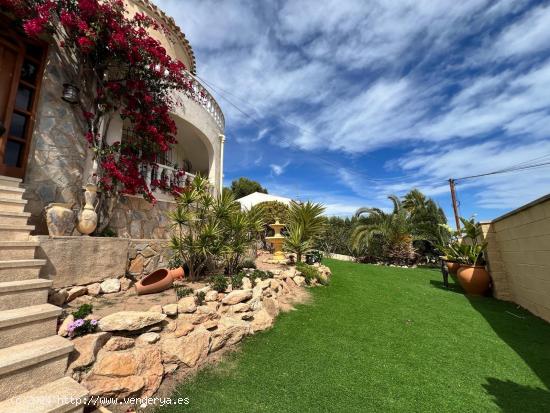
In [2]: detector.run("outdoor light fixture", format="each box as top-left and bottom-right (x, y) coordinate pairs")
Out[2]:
(61, 83), (80, 104)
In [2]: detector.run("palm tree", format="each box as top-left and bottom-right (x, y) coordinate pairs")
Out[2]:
(351, 195), (415, 264)
(402, 189), (448, 244)
(284, 201), (326, 262)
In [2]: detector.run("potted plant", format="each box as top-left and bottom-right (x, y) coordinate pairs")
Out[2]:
(455, 218), (490, 295)
(435, 225), (461, 276)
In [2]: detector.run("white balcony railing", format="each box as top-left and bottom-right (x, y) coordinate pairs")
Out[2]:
(176, 71), (225, 132)
(143, 163), (196, 194)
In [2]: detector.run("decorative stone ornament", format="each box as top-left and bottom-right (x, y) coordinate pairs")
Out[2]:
(266, 219), (287, 264)
(45, 203), (75, 236)
(77, 184), (98, 235)
(61, 83), (80, 104)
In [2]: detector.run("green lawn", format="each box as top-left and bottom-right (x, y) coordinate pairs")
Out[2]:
(158, 259), (550, 412)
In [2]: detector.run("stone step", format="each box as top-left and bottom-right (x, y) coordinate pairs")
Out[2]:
(0, 304), (61, 349)
(0, 224), (34, 241)
(0, 259), (46, 282)
(0, 197), (27, 213)
(0, 335), (74, 402)
(0, 240), (39, 260)
(0, 210), (32, 226)
(0, 185), (25, 200)
(0, 376), (88, 413)
(0, 279), (52, 311)
(0, 175), (22, 188)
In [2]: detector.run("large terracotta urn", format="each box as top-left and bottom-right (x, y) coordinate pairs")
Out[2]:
(77, 184), (98, 235)
(457, 265), (491, 295)
(45, 203), (75, 236)
(446, 261), (461, 275)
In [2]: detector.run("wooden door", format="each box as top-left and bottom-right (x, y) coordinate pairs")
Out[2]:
(0, 27), (46, 179)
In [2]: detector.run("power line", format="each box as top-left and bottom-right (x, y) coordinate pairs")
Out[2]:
(455, 161), (550, 182)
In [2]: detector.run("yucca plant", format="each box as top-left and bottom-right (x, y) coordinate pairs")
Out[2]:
(283, 223), (314, 262)
(168, 175), (223, 280)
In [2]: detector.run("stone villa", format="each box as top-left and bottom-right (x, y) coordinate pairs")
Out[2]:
(0, 1), (226, 410)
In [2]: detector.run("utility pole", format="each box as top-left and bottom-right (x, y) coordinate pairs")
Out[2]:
(449, 179), (461, 231)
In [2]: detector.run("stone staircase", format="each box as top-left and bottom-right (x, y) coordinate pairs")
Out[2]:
(0, 176), (89, 413)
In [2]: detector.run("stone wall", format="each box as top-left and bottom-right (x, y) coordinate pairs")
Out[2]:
(128, 239), (172, 279)
(109, 196), (175, 239)
(481, 194), (550, 322)
(36, 236), (130, 289)
(36, 236), (173, 289)
(24, 47), (88, 235)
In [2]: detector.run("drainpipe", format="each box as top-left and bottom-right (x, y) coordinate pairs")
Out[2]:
(218, 134), (226, 194)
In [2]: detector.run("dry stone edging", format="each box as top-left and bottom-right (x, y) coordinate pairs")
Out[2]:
(61, 263), (331, 402)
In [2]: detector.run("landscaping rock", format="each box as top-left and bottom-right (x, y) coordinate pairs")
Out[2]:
(205, 290), (218, 302)
(99, 311), (167, 332)
(137, 332), (160, 345)
(128, 255), (145, 276)
(148, 305), (163, 313)
(120, 277), (132, 291)
(58, 314), (74, 337)
(282, 268), (296, 278)
(100, 278), (121, 294)
(86, 346), (163, 398)
(258, 279), (271, 290)
(177, 296), (197, 313)
(66, 286), (87, 302)
(49, 289), (68, 306)
(103, 336), (135, 351)
(293, 275), (306, 287)
(241, 277), (252, 289)
(162, 327), (210, 367)
(262, 297), (280, 318)
(251, 309), (274, 332)
(285, 277), (298, 290)
(163, 304), (178, 317)
(174, 321), (195, 337)
(68, 332), (111, 371)
(222, 289), (253, 305)
(228, 303), (250, 313)
(209, 316), (251, 352)
(87, 283), (101, 296)
(196, 286), (211, 295)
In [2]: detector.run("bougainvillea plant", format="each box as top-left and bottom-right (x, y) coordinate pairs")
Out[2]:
(0, 0), (195, 216)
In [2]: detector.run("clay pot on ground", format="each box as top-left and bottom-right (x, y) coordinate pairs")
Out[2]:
(457, 265), (490, 295)
(168, 267), (185, 281)
(45, 203), (75, 236)
(135, 269), (173, 295)
(445, 261), (461, 275)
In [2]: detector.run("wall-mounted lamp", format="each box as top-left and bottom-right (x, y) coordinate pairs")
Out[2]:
(61, 83), (80, 104)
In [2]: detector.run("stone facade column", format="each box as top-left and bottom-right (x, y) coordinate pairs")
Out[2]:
(218, 134), (226, 192)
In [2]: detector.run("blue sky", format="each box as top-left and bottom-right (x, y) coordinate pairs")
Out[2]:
(156, 0), (550, 222)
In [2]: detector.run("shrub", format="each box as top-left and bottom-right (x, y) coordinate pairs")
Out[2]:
(210, 275), (229, 293)
(72, 304), (93, 320)
(230, 272), (245, 289)
(296, 262), (322, 285)
(196, 291), (206, 305)
(251, 269), (271, 280)
(175, 286), (193, 300)
(240, 259), (257, 269)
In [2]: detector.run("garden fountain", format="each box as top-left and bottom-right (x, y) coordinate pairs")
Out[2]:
(266, 219), (287, 264)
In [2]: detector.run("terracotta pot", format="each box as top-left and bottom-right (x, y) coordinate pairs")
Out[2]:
(457, 265), (490, 295)
(135, 269), (173, 295)
(445, 261), (461, 275)
(168, 266), (185, 281)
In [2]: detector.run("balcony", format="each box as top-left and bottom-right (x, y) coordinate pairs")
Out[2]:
(176, 71), (225, 132)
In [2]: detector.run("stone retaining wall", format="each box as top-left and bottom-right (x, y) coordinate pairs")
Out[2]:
(36, 236), (173, 289)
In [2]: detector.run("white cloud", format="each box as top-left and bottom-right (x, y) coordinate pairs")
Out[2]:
(154, 0), (550, 213)
(492, 4), (550, 58)
(269, 161), (290, 176)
